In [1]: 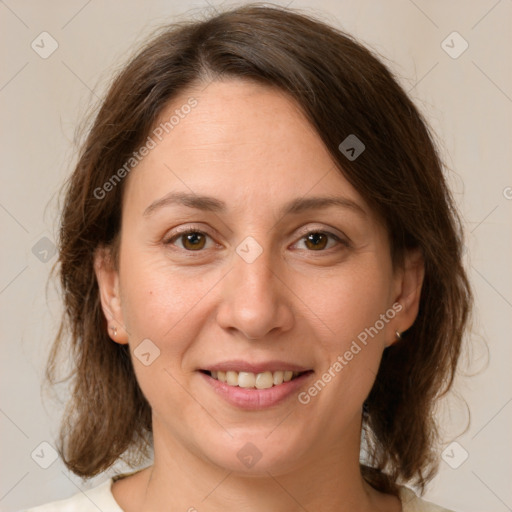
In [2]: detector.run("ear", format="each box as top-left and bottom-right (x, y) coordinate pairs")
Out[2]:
(94, 246), (129, 345)
(389, 247), (425, 345)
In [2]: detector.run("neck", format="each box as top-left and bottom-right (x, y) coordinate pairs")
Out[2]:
(128, 416), (400, 512)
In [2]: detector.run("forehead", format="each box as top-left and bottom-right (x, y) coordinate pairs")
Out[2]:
(123, 79), (369, 216)
(150, 79), (331, 172)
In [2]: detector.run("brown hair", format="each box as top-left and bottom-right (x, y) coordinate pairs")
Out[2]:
(47, 3), (472, 495)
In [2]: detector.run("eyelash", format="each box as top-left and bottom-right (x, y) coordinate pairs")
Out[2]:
(163, 226), (349, 253)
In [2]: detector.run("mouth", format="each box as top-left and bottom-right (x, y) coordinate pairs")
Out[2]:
(200, 369), (311, 389)
(198, 361), (314, 409)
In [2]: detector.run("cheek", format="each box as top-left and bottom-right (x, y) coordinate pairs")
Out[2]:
(297, 259), (394, 344)
(120, 239), (190, 316)
(118, 248), (211, 362)
(118, 252), (212, 419)
(296, 260), (394, 413)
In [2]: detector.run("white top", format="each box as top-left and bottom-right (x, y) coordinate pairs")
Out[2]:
(22, 477), (454, 512)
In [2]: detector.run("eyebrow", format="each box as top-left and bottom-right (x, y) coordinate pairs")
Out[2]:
(143, 191), (367, 218)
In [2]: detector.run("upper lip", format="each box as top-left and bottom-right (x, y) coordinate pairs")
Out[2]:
(201, 360), (312, 374)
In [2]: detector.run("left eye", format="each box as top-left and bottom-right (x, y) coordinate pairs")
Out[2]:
(165, 230), (347, 252)
(293, 231), (344, 251)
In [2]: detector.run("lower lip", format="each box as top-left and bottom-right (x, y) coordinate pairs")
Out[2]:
(199, 371), (313, 410)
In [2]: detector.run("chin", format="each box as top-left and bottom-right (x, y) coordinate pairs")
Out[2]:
(198, 428), (311, 476)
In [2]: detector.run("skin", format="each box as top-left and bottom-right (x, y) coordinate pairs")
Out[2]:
(95, 79), (424, 512)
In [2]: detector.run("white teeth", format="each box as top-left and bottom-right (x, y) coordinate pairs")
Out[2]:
(273, 371), (284, 385)
(226, 370), (238, 386)
(208, 369), (302, 388)
(255, 371), (273, 389)
(238, 372), (256, 388)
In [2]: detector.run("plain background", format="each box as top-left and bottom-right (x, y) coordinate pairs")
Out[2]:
(1, 1), (511, 511)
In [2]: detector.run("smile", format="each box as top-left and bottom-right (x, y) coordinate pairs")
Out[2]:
(199, 366), (314, 410)
(203, 370), (306, 389)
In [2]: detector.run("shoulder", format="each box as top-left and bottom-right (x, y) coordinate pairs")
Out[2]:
(20, 478), (455, 512)
(22, 478), (123, 512)
(399, 486), (455, 512)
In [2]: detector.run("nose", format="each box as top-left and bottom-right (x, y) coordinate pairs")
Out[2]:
(215, 245), (294, 340)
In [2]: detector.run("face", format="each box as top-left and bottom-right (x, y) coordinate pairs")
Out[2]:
(96, 79), (423, 476)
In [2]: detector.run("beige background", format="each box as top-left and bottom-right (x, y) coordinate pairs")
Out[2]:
(1, 1), (511, 511)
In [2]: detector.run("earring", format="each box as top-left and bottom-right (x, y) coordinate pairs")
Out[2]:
(110, 325), (117, 337)
(395, 330), (402, 341)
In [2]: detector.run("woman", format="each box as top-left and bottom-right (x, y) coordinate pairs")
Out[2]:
(27, 4), (471, 511)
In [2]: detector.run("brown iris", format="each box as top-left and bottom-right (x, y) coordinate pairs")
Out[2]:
(182, 232), (206, 250)
(304, 232), (328, 250)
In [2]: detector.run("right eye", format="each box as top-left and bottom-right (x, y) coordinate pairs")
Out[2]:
(164, 230), (215, 251)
